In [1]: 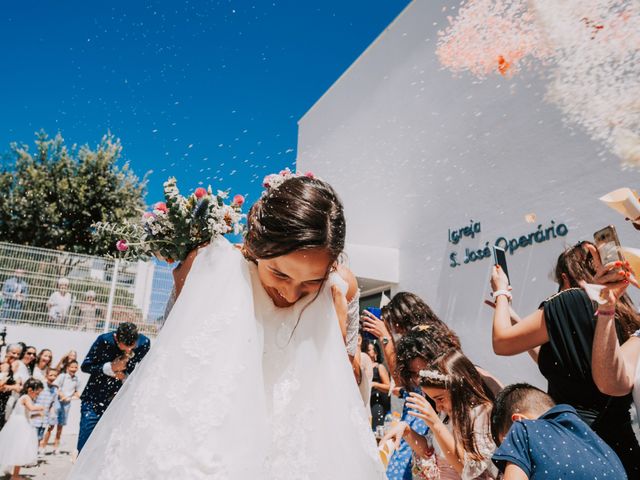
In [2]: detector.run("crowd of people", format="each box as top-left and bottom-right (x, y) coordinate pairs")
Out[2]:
(0, 272), (103, 331)
(349, 237), (639, 479)
(0, 321), (149, 479)
(0, 343), (81, 478)
(0, 250), (639, 479)
(1, 176), (639, 479)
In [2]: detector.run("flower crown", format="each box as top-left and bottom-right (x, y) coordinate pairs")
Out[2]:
(262, 168), (316, 195)
(418, 369), (450, 384)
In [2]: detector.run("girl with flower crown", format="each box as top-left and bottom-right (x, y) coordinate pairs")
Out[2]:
(69, 173), (385, 479)
(384, 350), (498, 480)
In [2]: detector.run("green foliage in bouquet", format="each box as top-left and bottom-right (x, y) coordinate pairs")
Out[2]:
(94, 177), (245, 263)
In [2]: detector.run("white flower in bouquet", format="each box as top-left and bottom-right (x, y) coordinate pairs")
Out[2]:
(93, 177), (245, 263)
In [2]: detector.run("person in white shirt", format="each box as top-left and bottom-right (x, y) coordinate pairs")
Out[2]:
(46, 360), (82, 452)
(32, 349), (53, 382)
(47, 278), (72, 326)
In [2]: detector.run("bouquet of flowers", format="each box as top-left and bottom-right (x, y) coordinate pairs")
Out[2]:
(94, 177), (245, 263)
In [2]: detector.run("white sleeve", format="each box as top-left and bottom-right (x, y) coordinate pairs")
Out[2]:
(102, 362), (116, 377)
(461, 407), (499, 480)
(345, 288), (361, 356)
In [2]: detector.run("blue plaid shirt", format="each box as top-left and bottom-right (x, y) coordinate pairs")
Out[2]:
(31, 383), (58, 427)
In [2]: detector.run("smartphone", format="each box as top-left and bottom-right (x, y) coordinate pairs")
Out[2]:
(492, 246), (510, 284)
(361, 307), (381, 342)
(365, 307), (382, 318)
(594, 225), (624, 264)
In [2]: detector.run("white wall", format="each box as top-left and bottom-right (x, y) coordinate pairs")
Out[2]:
(297, 0), (640, 387)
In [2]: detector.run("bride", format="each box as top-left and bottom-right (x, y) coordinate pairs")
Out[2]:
(69, 174), (385, 479)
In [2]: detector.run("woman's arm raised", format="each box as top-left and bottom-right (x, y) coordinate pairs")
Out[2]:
(586, 242), (638, 396)
(590, 272), (638, 395)
(491, 266), (548, 356)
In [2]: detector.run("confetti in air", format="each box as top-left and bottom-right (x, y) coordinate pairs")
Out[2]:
(437, 0), (640, 165)
(534, 0), (640, 166)
(436, 0), (552, 78)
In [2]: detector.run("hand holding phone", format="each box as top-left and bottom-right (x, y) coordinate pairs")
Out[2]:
(361, 307), (390, 342)
(492, 246), (510, 284)
(594, 225), (624, 265)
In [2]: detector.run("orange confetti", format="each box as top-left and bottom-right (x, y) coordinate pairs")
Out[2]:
(497, 55), (511, 76)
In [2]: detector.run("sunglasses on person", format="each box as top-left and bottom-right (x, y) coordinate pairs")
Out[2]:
(25, 351), (36, 356)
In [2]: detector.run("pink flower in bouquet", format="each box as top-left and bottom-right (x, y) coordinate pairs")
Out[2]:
(116, 240), (129, 252)
(304, 171), (315, 178)
(194, 187), (207, 199)
(142, 212), (155, 219)
(154, 202), (168, 213)
(232, 194), (245, 207)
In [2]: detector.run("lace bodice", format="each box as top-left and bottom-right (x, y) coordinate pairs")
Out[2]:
(461, 405), (498, 480)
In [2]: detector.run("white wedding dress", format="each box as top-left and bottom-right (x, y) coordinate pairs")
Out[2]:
(69, 238), (385, 479)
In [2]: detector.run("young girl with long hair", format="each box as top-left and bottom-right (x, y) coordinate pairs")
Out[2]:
(32, 348), (53, 382)
(55, 350), (77, 375)
(385, 350), (498, 480)
(0, 378), (45, 480)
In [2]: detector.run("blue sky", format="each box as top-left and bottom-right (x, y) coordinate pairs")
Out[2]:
(1, 0), (410, 205)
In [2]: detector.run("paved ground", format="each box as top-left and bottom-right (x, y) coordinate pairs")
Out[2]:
(1, 434), (76, 480)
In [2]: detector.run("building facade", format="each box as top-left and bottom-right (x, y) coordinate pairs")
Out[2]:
(297, 0), (640, 385)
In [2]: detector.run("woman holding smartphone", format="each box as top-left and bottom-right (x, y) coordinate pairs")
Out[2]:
(490, 241), (640, 476)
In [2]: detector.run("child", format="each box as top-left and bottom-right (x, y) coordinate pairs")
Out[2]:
(32, 368), (59, 454)
(491, 383), (627, 479)
(0, 378), (45, 479)
(384, 350), (499, 479)
(50, 359), (81, 452)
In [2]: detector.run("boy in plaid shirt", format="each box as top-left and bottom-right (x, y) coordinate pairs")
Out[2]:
(49, 359), (82, 452)
(32, 368), (59, 455)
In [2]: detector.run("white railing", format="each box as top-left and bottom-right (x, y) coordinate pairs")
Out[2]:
(0, 242), (173, 337)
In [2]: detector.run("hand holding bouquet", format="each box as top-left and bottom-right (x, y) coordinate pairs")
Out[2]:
(94, 177), (245, 263)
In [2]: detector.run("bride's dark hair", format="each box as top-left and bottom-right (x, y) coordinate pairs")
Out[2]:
(243, 176), (346, 264)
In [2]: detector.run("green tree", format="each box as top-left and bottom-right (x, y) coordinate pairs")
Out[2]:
(0, 130), (148, 255)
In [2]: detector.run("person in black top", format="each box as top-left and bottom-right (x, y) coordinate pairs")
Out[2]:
(363, 339), (390, 429)
(0, 343), (22, 430)
(77, 322), (150, 452)
(490, 241), (640, 476)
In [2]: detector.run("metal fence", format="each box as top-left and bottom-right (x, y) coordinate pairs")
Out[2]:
(0, 242), (174, 336)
